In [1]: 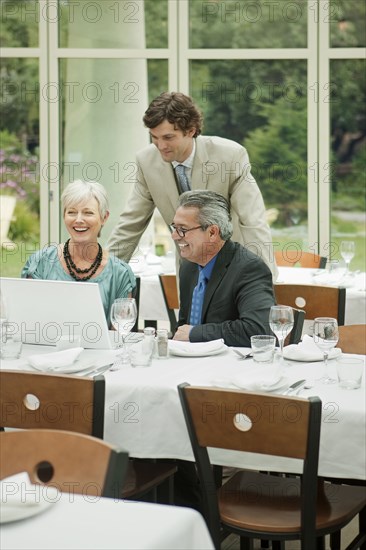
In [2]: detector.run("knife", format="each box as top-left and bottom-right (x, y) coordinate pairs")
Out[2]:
(283, 379), (306, 395)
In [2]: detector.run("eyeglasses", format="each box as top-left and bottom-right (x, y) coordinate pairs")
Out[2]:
(169, 224), (204, 238)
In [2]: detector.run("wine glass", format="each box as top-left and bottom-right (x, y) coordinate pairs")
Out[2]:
(313, 317), (339, 384)
(139, 236), (153, 266)
(340, 241), (355, 274)
(269, 305), (294, 364)
(110, 298), (137, 369)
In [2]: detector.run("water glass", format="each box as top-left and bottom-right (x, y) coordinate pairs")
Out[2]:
(129, 338), (154, 367)
(251, 335), (276, 363)
(336, 357), (364, 390)
(1, 333), (22, 359)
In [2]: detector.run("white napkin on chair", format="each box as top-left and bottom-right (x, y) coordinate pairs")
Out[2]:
(28, 347), (84, 370)
(283, 334), (342, 362)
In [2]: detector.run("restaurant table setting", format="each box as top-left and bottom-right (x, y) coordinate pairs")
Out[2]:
(2, 340), (365, 481)
(282, 334), (342, 362)
(100, 343), (365, 481)
(0, 343), (118, 377)
(0, 475), (214, 550)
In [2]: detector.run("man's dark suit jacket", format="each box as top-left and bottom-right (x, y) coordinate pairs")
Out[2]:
(178, 240), (275, 347)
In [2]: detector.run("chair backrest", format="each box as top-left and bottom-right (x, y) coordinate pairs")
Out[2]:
(159, 274), (179, 334)
(178, 383), (322, 547)
(285, 307), (305, 345)
(337, 324), (366, 354)
(275, 250), (327, 269)
(0, 371), (105, 438)
(0, 429), (128, 498)
(274, 284), (346, 325)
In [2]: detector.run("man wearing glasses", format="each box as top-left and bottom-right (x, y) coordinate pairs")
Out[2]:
(171, 190), (275, 346)
(107, 91), (277, 280)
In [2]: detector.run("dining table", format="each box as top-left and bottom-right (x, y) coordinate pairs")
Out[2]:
(133, 255), (366, 327)
(3, 343), (365, 482)
(0, 474), (214, 550)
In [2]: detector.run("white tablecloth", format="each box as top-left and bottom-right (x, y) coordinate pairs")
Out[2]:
(0, 490), (214, 550)
(137, 264), (366, 325)
(2, 346), (365, 481)
(103, 350), (366, 481)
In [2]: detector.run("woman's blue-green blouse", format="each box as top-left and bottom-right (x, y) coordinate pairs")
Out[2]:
(21, 246), (136, 326)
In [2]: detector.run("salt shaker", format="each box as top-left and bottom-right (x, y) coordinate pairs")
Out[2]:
(156, 329), (169, 359)
(143, 326), (156, 351)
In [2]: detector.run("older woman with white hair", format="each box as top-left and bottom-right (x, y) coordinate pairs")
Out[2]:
(22, 179), (136, 325)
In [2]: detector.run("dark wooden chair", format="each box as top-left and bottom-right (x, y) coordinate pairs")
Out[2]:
(0, 369), (105, 437)
(159, 274), (179, 335)
(274, 284), (346, 325)
(336, 324), (366, 355)
(275, 250), (327, 269)
(0, 429), (129, 499)
(0, 370), (177, 503)
(285, 307), (305, 345)
(178, 383), (366, 550)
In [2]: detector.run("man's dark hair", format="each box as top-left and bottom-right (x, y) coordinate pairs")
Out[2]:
(143, 92), (203, 137)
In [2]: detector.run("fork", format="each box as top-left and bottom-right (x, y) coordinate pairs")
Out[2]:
(233, 349), (253, 360)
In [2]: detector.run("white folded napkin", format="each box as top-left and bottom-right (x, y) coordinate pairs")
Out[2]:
(169, 339), (227, 357)
(28, 347), (84, 370)
(283, 334), (342, 362)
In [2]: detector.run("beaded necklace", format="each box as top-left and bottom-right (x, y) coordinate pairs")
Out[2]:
(63, 239), (103, 281)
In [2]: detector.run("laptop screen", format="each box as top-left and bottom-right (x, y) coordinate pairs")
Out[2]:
(0, 277), (113, 349)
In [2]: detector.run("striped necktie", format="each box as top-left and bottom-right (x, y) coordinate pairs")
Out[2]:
(189, 270), (207, 326)
(175, 164), (190, 193)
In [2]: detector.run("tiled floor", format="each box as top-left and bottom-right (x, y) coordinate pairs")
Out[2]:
(221, 517), (359, 549)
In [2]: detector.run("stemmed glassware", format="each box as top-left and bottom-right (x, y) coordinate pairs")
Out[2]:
(110, 298), (137, 369)
(340, 240), (355, 274)
(269, 305), (294, 363)
(140, 237), (153, 266)
(313, 317), (339, 384)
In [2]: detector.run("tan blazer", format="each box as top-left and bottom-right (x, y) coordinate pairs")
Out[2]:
(107, 135), (278, 279)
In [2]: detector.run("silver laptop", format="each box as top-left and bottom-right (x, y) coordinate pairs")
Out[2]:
(0, 277), (114, 349)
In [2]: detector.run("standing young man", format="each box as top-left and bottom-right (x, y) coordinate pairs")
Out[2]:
(107, 91), (277, 279)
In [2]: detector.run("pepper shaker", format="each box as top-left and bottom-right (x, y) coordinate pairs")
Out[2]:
(156, 329), (169, 359)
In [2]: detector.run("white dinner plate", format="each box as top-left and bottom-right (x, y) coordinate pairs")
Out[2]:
(232, 375), (289, 393)
(0, 484), (58, 524)
(168, 339), (227, 357)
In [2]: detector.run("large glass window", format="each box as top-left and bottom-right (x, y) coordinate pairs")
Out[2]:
(59, 0), (168, 48)
(1, 0), (365, 275)
(330, 0), (366, 47)
(59, 58), (168, 245)
(0, 0), (39, 47)
(191, 59), (309, 251)
(190, 0), (307, 48)
(0, 0), (40, 275)
(330, 59), (366, 270)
